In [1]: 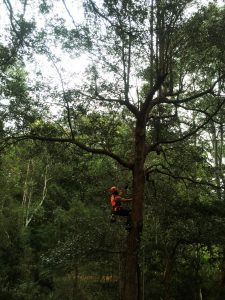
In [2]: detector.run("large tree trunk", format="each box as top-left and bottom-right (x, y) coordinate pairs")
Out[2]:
(123, 121), (146, 300)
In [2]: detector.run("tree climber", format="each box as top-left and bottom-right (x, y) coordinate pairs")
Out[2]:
(110, 186), (132, 230)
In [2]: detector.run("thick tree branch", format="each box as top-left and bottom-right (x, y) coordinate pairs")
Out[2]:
(2, 0), (31, 66)
(154, 74), (225, 106)
(146, 165), (221, 190)
(162, 98), (225, 145)
(176, 102), (225, 125)
(146, 98), (225, 153)
(88, 0), (114, 27)
(9, 134), (133, 170)
(3, 0), (18, 34)
(77, 90), (139, 117)
(140, 73), (167, 117)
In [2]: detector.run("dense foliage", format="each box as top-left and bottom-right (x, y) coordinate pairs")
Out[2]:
(1, 130), (225, 300)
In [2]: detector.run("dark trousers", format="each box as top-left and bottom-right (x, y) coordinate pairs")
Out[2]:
(114, 207), (131, 217)
(113, 207), (131, 224)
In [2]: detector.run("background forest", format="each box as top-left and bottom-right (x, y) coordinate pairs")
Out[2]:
(1, 0), (225, 299)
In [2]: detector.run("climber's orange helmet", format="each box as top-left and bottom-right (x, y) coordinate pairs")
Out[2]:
(110, 186), (117, 193)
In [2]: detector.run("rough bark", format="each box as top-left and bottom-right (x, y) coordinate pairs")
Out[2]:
(123, 119), (146, 300)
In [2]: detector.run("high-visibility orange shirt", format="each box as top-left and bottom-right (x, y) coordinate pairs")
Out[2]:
(111, 195), (122, 212)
